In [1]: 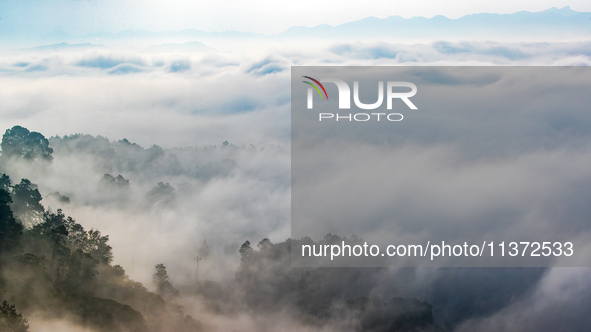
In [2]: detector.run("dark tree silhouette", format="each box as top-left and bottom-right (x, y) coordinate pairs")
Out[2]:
(257, 238), (272, 251)
(85, 230), (113, 265)
(100, 174), (130, 190)
(0, 301), (29, 332)
(27, 210), (102, 293)
(0, 175), (10, 192)
(0, 175), (45, 225)
(0, 187), (23, 258)
(47, 192), (70, 204)
(153, 263), (179, 300)
(1, 125), (53, 162)
(239, 241), (253, 263)
(10, 179), (44, 225)
(146, 182), (175, 206)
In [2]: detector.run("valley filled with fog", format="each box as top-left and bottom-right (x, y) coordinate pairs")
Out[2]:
(1, 8), (591, 331)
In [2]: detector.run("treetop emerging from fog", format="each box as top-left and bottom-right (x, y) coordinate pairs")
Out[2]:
(1, 126), (53, 163)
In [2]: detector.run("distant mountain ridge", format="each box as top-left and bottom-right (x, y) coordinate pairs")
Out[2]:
(27, 6), (591, 46)
(279, 6), (591, 39)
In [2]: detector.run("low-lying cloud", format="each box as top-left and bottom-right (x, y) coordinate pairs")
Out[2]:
(0, 38), (590, 331)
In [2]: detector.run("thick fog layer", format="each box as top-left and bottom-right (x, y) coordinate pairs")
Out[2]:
(0, 37), (590, 332)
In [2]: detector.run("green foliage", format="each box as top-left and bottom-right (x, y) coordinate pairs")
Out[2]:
(232, 237), (444, 331)
(146, 183), (175, 207)
(49, 134), (114, 159)
(152, 264), (179, 301)
(10, 179), (44, 226)
(0, 194), (200, 332)
(13, 253), (47, 271)
(0, 186), (23, 257)
(29, 210), (113, 263)
(49, 132), (244, 181)
(0, 175), (10, 193)
(0, 126), (53, 163)
(0, 301), (29, 332)
(92, 264), (167, 319)
(63, 296), (147, 332)
(20, 210), (117, 293)
(0, 175), (45, 227)
(85, 230), (113, 265)
(0, 128), (204, 332)
(6, 253), (56, 312)
(100, 174), (131, 191)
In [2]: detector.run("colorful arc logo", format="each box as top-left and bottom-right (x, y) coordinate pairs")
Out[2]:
(302, 76), (329, 100)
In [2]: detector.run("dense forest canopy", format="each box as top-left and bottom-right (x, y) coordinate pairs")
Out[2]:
(1, 125), (523, 332)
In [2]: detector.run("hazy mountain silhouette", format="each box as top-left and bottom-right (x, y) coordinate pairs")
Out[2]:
(278, 6), (591, 39)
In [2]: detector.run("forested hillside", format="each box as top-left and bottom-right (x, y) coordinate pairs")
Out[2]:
(0, 125), (442, 332)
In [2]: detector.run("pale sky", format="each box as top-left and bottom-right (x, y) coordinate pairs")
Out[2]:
(0, 0), (590, 35)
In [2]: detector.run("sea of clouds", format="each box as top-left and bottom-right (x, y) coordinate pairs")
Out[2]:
(1, 37), (591, 331)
